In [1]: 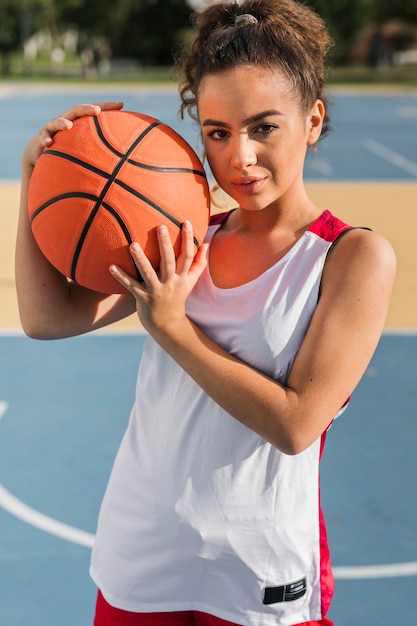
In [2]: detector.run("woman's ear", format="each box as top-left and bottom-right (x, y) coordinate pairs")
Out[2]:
(306, 99), (325, 147)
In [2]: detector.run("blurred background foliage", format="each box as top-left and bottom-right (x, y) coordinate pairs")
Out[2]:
(0, 0), (416, 82)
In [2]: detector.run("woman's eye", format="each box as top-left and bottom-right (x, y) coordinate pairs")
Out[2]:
(253, 124), (277, 136)
(207, 129), (229, 140)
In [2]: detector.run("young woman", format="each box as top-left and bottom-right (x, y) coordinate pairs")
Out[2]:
(15, 1), (396, 625)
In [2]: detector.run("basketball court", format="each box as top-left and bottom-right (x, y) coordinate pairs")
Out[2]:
(0, 82), (417, 625)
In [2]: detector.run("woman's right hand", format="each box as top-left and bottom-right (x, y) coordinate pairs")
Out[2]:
(22, 101), (124, 170)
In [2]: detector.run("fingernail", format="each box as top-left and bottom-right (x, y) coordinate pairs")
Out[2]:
(131, 242), (140, 251)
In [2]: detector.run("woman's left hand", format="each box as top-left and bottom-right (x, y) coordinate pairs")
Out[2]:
(109, 220), (208, 335)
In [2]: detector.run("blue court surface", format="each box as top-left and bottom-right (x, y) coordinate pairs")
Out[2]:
(1, 84), (417, 625)
(0, 332), (417, 625)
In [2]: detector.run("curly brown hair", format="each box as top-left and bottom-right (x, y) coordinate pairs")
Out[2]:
(175, 0), (334, 138)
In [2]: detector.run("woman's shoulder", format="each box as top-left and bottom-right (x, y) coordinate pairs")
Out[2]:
(323, 220), (396, 289)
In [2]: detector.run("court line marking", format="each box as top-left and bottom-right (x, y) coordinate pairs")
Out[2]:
(397, 106), (417, 119)
(0, 401), (9, 420)
(365, 138), (417, 178)
(0, 483), (95, 548)
(1, 480), (416, 578)
(333, 562), (417, 579)
(307, 155), (334, 176)
(1, 372), (417, 578)
(0, 400), (95, 548)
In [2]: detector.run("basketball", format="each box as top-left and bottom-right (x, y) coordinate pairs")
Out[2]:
(27, 110), (211, 294)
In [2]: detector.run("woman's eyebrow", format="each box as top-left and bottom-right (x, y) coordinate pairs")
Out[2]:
(243, 110), (283, 125)
(202, 110), (283, 128)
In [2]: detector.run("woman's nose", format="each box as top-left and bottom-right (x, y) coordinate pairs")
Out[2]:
(230, 136), (257, 169)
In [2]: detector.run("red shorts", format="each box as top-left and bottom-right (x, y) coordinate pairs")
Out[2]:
(94, 590), (333, 626)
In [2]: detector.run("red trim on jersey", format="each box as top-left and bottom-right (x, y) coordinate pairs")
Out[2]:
(308, 209), (351, 242)
(209, 209), (351, 242)
(318, 431), (334, 618)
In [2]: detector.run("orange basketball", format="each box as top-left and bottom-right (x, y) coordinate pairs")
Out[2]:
(28, 110), (210, 294)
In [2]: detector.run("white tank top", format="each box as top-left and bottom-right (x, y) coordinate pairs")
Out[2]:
(90, 209), (350, 625)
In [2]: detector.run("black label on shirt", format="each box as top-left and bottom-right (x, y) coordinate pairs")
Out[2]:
(263, 576), (307, 604)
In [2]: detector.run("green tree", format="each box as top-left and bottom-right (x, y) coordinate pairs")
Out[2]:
(363, 0), (417, 66)
(307, 0), (366, 63)
(367, 0), (417, 23)
(111, 0), (191, 65)
(0, 0), (57, 74)
(44, 0), (135, 73)
(0, 1), (20, 73)
(0, 0), (83, 75)
(60, 0), (132, 40)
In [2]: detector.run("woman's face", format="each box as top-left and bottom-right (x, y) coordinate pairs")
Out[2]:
(197, 65), (324, 213)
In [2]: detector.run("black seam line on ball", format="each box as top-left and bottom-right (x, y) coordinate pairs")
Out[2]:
(115, 178), (200, 249)
(101, 201), (143, 283)
(126, 159), (207, 179)
(28, 191), (143, 282)
(29, 192), (100, 224)
(93, 116), (162, 158)
(71, 120), (162, 281)
(42, 150), (112, 179)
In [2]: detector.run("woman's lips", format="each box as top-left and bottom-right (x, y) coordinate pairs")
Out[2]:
(231, 176), (265, 195)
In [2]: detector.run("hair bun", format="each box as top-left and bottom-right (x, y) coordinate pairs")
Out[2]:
(234, 13), (258, 26)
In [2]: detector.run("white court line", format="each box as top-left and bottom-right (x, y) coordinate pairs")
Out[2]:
(0, 480), (416, 579)
(0, 401), (9, 420)
(307, 156), (334, 176)
(397, 106), (417, 119)
(0, 399), (95, 547)
(0, 483), (95, 548)
(333, 562), (417, 579)
(1, 379), (417, 579)
(365, 138), (417, 178)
